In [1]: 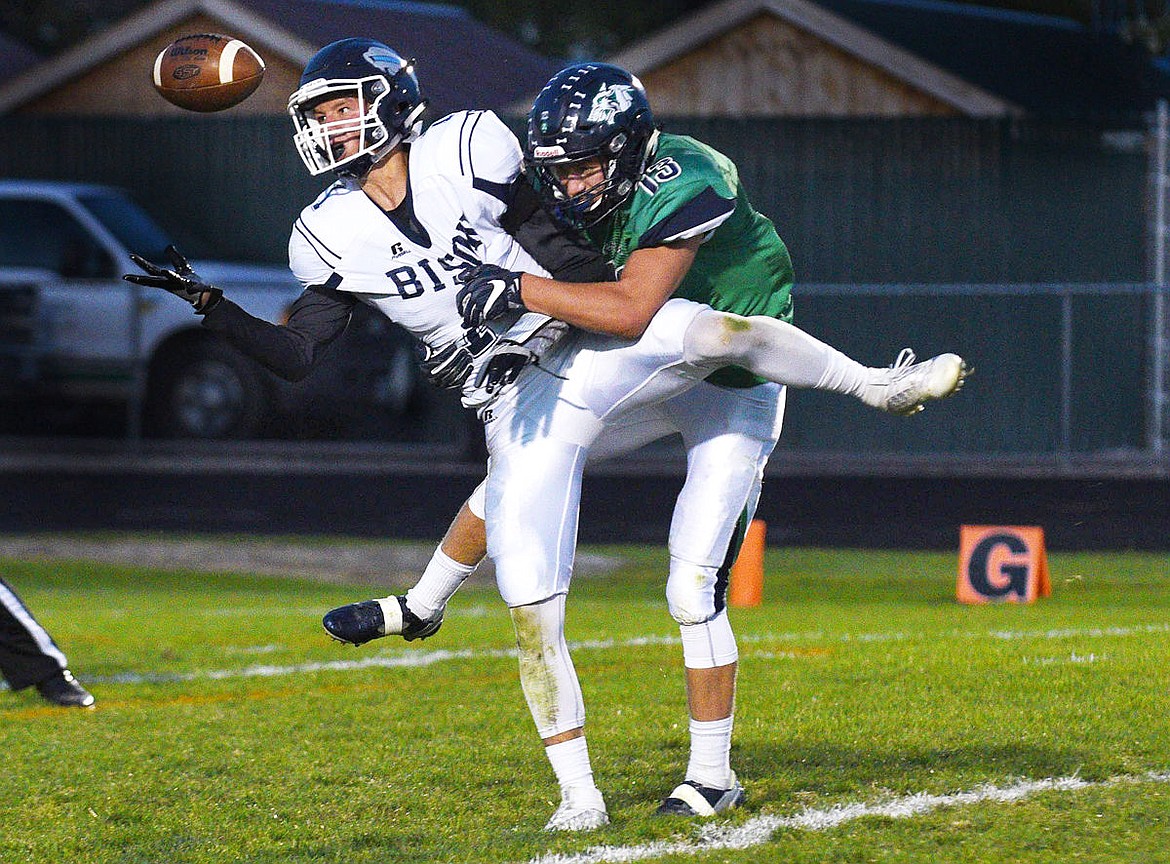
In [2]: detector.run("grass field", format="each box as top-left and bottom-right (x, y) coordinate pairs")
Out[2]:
(2, 539), (1168, 863)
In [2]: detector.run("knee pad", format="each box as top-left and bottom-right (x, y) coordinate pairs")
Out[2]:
(682, 309), (748, 368)
(666, 558), (724, 626)
(679, 610), (738, 669)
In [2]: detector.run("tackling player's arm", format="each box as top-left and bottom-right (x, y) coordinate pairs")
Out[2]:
(517, 239), (699, 339)
(502, 177), (615, 284)
(516, 174), (736, 337)
(460, 168), (735, 338)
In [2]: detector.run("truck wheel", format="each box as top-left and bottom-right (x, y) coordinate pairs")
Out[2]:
(146, 340), (269, 439)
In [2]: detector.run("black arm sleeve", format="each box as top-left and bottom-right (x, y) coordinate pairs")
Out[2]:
(503, 176), (615, 284)
(200, 283), (357, 382)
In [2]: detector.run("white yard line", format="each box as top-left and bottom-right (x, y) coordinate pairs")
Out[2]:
(71, 620), (1169, 686)
(524, 773), (1170, 864)
(84, 646), (518, 684)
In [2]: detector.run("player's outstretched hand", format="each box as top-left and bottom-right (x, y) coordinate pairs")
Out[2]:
(123, 245), (223, 314)
(415, 338), (474, 390)
(456, 263), (525, 328)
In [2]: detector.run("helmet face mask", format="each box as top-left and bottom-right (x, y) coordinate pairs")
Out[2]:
(526, 63), (657, 227)
(289, 39), (427, 178)
(543, 155), (618, 221)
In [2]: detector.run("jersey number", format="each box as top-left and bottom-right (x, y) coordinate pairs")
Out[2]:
(639, 157), (682, 195)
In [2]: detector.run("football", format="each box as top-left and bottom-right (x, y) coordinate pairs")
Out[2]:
(152, 34), (265, 112)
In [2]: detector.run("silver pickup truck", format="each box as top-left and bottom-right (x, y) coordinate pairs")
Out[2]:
(0, 180), (419, 439)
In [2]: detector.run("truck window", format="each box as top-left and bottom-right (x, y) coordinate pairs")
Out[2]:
(0, 199), (116, 278)
(78, 192), (174, 263)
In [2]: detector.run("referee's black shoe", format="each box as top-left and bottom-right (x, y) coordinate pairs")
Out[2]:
(35, 670), (95, 708)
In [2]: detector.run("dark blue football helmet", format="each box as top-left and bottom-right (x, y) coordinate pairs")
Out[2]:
(526, 63), (658, 226)
(288, 38), (427, 177)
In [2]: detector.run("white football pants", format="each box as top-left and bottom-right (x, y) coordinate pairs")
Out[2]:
(484, 298), (784, 625)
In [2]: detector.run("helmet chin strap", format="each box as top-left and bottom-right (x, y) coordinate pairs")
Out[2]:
(356, 99), (428, 175)
(644, 128), (661, 162)
(365, 136), (400, 172)
(364, 99), (428, 172)
(400, 101), (428, 143)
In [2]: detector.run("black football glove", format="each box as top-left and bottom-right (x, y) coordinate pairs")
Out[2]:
(472, 343), (534, 395)
(123, 244), (223, 314)
(415, 338), (474, 390)
(456, 264), (525, 329)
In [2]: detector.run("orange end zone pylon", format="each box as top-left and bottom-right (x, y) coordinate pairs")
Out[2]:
(729, 519), (766, 608)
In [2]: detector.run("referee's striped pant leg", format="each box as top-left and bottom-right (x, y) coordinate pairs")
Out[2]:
(0, 577), (67, 690)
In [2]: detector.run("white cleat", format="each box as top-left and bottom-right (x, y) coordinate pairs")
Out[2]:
(544, 803), (610, 832)
(869, 348), (969, 416)
(544, 787), (609, 832)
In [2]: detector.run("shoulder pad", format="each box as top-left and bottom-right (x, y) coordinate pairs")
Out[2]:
(414, 110), (521, 186)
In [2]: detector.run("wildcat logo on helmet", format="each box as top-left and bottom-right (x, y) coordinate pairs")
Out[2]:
(587, 85), (636, 124)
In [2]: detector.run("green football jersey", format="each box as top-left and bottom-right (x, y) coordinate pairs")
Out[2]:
(592, 133), (795, 387)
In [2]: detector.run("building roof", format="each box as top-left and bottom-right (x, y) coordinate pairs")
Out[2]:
(240, 0), (558, 114)
(607, 0), (1018, 118)
(815, 0), (1170, 126)
(608, 0), (1170, 126)
(0, 0), (559, 117)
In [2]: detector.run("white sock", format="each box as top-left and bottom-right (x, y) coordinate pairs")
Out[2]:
(686, 716), (734, 790)
(812, 345), (881, 401)
(404, 548), (476, 620)
(546, 737), (604, 808)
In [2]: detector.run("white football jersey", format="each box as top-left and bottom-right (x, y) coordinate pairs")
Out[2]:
(287, 109), (553, 405)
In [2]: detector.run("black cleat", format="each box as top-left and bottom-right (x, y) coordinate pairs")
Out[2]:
(35, 670), (95, 708)
(322, 600), (386, 646)
(398, 597), (444, 641)
(322, 597), (442, 646)
(656, 774), (744, 817)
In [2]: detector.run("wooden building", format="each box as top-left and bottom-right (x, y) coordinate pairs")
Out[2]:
(608, 0), (1016, 118)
